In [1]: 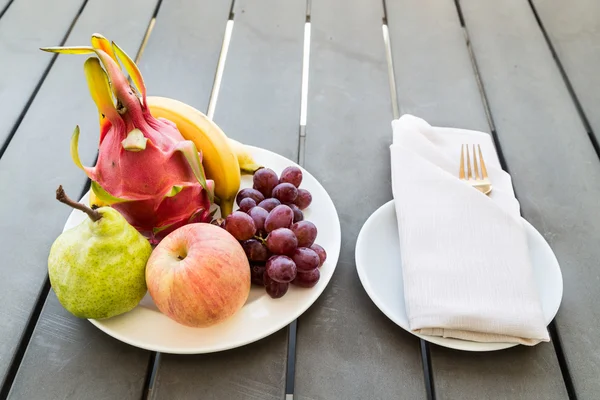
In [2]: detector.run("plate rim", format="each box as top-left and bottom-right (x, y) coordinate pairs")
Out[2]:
(355, 199), (563, 352)
(63, 145), (341, 354)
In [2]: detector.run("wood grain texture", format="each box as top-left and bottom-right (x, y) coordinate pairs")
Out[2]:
(137, 0), (232, 112)
(295, 1), (426, 399)
(150, 1), (305, 398)
(0, 0), (84, 147)
(2, 0), (158, 397)
(532, 0), (600, 144)
(461, 0), (600, 397)
(386, 1), (567, 398)
(213, 0), (305, 160)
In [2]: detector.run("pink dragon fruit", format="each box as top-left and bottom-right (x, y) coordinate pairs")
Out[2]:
(42, 34), (214, 243)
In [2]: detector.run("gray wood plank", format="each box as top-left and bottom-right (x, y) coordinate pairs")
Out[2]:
(2, 0), (158, 397)
(531, 0), (600, 150)
(295, 1), (426, 399)
(386, 0), (488, 132)
(150, 1), (305, 398)
(213, 0), (305, 160)
(460, 0), (600, 398)
(386, 1), (568, 399)
(9, 293), (151, 400)
(0, 0), (84, 147)
(153, 329), (287, 400)
(433, 345), (568, 400)
(138, 0), (232, 112)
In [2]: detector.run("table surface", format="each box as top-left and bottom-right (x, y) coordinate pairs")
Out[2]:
(1, 0), (599, 399)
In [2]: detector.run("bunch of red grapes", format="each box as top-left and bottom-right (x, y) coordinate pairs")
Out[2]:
(220, 166), (327, 299)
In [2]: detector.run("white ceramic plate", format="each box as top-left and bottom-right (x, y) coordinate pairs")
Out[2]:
(355, 200), (563, 352)
(62, 146), (341, 354)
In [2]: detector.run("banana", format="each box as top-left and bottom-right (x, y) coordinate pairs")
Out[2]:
(227, 138), (263, 174)
(146, 96), (241, 217)
(89, 190), (108, 208)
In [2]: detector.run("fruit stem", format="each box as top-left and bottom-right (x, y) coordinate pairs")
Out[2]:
(219, 199), (234, 218)
(56, 185), (102, 222)
(241, 164), (264, 175)
(254, 235), (267, 244)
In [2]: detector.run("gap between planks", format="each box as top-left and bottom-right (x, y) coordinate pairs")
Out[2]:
(140, 3), (241, 398)
(135, 2), (167, 399)
(525, 0), (600, 162)
(206, 19), (235, 120)
(0, 0), (15, 20)
(204, 0), (237, 120)
(287, 8), (312, 398)
(382, 24), (399, 120)
(451, 1), (577, 399)
(190, 2), (586, 400)
(137, 2), (263, 399)
(0, 0), (163, 396)
(0, 1), (91, 398)
(0, 0), (88, 160)
(1, 179), (92, 399)
(140, 2), (389, 399)
(381, 3), (436, 398)
(523, 1), (583, 398)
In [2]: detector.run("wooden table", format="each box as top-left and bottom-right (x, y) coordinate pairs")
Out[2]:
(1, 0), (598, 398)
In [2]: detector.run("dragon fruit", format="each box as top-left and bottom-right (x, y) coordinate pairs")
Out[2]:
(42, 34), (214, 243)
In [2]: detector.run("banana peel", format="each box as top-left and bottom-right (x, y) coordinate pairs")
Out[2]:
(89, 189), (108, 209)
(227, 138), (263, 175)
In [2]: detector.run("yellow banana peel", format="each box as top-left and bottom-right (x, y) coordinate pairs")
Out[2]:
(227, 138), (263, 174)
(89, 190), (108, 208)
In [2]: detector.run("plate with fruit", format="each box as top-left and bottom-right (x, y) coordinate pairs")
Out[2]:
(46, 34), (340, 354)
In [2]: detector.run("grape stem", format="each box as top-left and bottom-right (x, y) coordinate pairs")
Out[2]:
(254, 234), (267, 244)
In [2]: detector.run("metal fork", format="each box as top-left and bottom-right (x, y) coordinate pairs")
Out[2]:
(459, 144), (492, 195)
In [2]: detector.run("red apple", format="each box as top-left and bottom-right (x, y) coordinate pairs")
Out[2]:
(145, 223), (250, 328)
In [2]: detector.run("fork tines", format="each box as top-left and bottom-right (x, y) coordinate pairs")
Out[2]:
(460, 144), (488, 181)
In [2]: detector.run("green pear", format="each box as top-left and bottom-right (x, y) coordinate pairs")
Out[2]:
(48, 185), (152, 319)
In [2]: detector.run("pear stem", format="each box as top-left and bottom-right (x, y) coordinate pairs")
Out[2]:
(56, 185), (102, 222)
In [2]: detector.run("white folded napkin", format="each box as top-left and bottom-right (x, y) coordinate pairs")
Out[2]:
(390, 114), (550, 345)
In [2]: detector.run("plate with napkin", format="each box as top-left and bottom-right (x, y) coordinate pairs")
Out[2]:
(355, 115), (562, 351)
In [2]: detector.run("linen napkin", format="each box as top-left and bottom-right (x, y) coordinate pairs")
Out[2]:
(390, 114), (550, 345)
